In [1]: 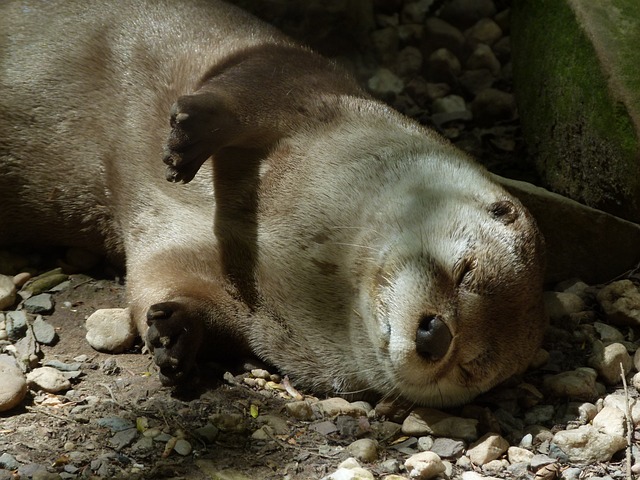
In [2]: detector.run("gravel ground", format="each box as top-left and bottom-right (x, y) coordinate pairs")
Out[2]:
(2, 1), (640, 480)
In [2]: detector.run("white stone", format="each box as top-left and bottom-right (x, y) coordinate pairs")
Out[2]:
(285, 400), (315, 420)
(543, 291), (585, 321)
(0, 362), (27, 412)
(593, 406), (626, 437)
(367, 68), (404, 97)
(461, 472), (502, 480)
(481, 459), (508, 475)
(26, 366), (71, 393)
(402, 407), (478, 441)
(404, 451), (446, 480)
(467, 433), (509, 465)
(551, 425), (627, 463)
(85, 308), (136, 353)
(507, 446), (534, 464)
(318, 397), (368, 417)
(603, 394), (640, 426)
(0, 274), (16, 310)
(322, 458), (374, 480)
(588, 341), (633, 385)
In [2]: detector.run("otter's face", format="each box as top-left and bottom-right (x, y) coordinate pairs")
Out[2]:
(357, 184), (547, 407)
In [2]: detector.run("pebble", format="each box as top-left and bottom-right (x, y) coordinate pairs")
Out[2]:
(5, 310), (28, 341)
(466, 433), (509, 465)
(23, 293), (55, 314)
(12, 272), (31, 289)
(589, 340), (633, 384)
(209, 412), (246, 433)
(96, 417), (135, 432)
(542, 367), (599, 400)
(593, 321), (625, 343)
(596, 280), (640, 325)
(402, 407), (478, 441)
(543, 291), (586, 321)
(322, 458), (374, 480)
(109, 428), (138, 451)
(507, 446), (534, 464)
(85, 308), (136, 353)
(173, 438), (192, 456)
(551, 425), (627, 462)
(431, 94), (466, 114)
(465, 44), (501, 76)
(346, 438), (378, 463)
(285, 399), (315, 420)
(0, 274), (17, 310)
(194, 423), (219, 443)
(429, 437), (465, 459)
(465, 18), (502, 48)
(0, 361), (27, 412)
(318, 397), (368, 417)
(31, 316), (57, 345)
(43, 360), (82, 372)
(404, 451), (446, 480)
(367, 68), (404, 98)
(26, 366), (71, 393)
(422, 18), (465, 56)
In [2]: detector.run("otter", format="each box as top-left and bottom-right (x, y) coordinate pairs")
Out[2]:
(0, 0), (546, 406)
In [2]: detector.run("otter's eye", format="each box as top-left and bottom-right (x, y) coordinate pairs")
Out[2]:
(454, 257), (477, 287)
(489, 200), (518, 225)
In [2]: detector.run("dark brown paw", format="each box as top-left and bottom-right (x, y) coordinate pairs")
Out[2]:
(163, 92), (235, 184)
(146, 301), (204, 386)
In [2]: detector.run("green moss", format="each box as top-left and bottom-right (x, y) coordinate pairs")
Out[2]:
(511, 0), (640, 221)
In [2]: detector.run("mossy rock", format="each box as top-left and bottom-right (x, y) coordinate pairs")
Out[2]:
(511, 0), (640, 222)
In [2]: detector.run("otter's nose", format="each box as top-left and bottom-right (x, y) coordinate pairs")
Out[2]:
(416, 315), (452, 361)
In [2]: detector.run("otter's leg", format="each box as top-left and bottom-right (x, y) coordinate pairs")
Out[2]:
(127, 256), (252, 386)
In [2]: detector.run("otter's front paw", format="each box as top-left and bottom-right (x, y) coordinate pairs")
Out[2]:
(163, 92), (235, 184)
(146, 301), (204, 386)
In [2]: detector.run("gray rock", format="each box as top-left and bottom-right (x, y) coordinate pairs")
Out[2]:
(542, 367), (599, 400)
(426, 48), (461, 82)
(174, 439), (192, 456)
(194, 423), (219, 443)
(507, 446), (534, 464)
(26, 366), (71, 393)
(14, 328), (41, 371)
(310, 420), (338, 436)
(109, 428), (138, 451)
(593, 321), (625, 343)
(367, 68), (404, 98)
(470, 88), (515, 125)
(85, 308), (136, 353)
(285, 400), (315, 420)
(551, 425), (627, 463)
(597, 280), (640, 326)
(96, 416), (135, 432)
(417, 436), (434, 451)
(5, 310), (28, 341)
(346, 438), (378, 463)
(23, 293), (54, 314)
(0, 362), (27, 412)
(422, 17), (465, 57)
(561, 467), (583, 480)
(431, 94), (466, 114)
(523, 404), (555, 425)
(0, 453), (20, 470)
(32, 315), (57, 345)
(439, 0), (497, 29)
(396, 46), (423, 77)
(429, 437), (465, 459)
(0, 275), (16, 310)
(543, 291), (586, 322)
(43, 360), (82, 372)
(465, 18), (502, 49)
(465, 44), (501, 76)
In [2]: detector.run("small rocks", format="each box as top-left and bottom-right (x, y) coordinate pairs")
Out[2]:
(23, 293), (55, 315)
(173, 438), (192, 456)
(26, 367), (71, 393)
(85, 308), (136, 353)
(5, 310), (28, 341)
(31, 316), (57, 345)
(0, 361), (27, 412)
(322, 458), (374, 480)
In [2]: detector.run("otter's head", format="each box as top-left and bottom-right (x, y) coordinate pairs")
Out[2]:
(354, 159), (547, 407)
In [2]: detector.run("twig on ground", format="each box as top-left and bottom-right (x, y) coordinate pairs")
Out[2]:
(620, 362), (633, 480)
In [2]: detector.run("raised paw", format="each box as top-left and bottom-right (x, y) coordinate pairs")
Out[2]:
(163, 91), (237, 184)
(146, 301), (205, 386)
